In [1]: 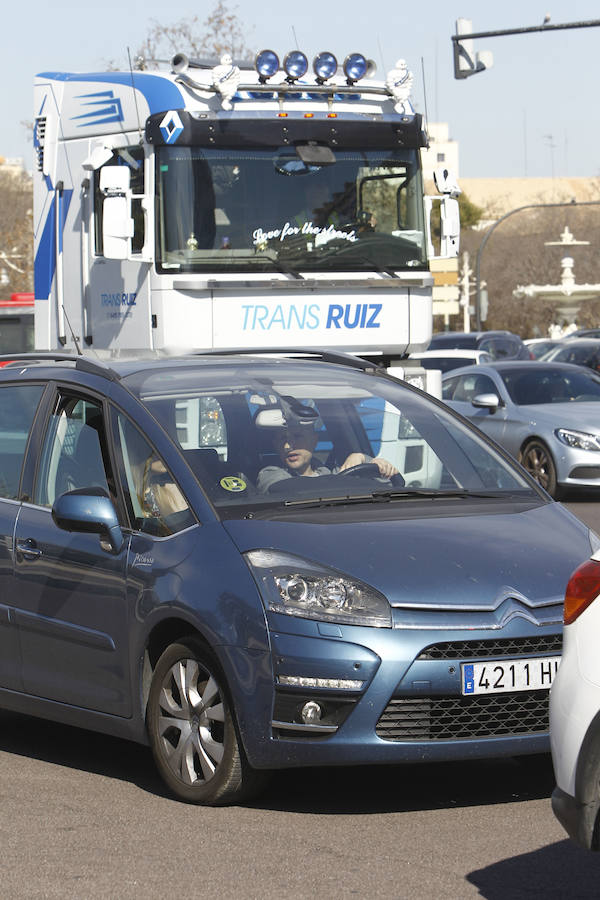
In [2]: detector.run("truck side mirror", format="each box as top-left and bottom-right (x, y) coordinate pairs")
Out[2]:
(439, 196), (460, 258)
(100, 166), (134, 260)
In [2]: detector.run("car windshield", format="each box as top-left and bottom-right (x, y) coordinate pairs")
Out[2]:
(155, 146), (426, 274)
(123, 361), (535, 513)
(541, 342), (600, 366)
(429, 335), (477, 350)
(500, 366), (600, 405)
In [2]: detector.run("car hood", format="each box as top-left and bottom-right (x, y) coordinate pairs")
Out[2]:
(520, 401), (600, 432)
(223, 501), (591, 612)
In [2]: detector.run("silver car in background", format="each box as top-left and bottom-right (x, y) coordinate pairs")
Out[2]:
(442, 362), (600, 498)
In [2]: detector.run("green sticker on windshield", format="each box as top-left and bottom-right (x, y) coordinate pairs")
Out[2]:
(220, 475), (247, 493)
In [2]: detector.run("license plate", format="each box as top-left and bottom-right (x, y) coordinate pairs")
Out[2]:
(461, 656), (561, 695)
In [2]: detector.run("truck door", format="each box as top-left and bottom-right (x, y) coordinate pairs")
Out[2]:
(87, 147), (153, 350)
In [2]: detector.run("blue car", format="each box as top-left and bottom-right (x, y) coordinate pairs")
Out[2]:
(0, 351), (595, 804)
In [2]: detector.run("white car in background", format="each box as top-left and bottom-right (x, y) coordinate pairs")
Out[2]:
(409, 349), (493, 373)
(550, 552), (600, 850)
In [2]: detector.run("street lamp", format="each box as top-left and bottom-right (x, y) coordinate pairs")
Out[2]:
(474, 201), (600, 330)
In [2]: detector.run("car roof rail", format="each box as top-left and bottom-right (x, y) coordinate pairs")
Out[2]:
(191, 347), (386, 373)
(0, 353), (121, 382)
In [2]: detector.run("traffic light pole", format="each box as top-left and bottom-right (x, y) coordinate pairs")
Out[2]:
(453, 18), (600, 79)
(452, 19), (600, 43)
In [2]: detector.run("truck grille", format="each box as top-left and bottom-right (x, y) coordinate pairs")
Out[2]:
(417, 634), (562, 660)
(376, 690), (550, 741)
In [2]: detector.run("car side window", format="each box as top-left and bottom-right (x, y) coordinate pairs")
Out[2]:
(115, 412), (195, 537)
(34, 394), (113, 508)
(0, 384), (44, 500)
(441, 377), (459, 401)
(452, 374), (497, 403)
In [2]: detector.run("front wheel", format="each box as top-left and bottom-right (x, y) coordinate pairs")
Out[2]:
(147, 638), (262, 805)
(521, 440), (559, 497)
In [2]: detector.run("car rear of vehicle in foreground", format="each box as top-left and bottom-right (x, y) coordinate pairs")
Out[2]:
(551, 555), (600, 849)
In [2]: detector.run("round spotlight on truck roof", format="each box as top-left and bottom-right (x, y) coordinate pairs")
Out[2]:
(343, 53), (368, 84)
(255, 49), (280, 81)
(313, 51), (338, 83)
(283, 50), (308, 81)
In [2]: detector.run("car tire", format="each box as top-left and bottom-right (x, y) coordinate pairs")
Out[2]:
(521, 440), (560, 498)
(147, 638), (262, 805)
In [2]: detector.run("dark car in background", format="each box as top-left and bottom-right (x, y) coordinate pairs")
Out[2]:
(442, 361), (600, 497)
(0, 351), (594, 805)
(524, 338), (565, 360)
(564, 328), (600, 340)
(429, 331), (532, 361)
(540, 338), (600, 373)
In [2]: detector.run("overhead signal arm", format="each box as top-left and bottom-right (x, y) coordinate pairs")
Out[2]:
(453, 19), (493, 79)
(453, 17), (600, 80)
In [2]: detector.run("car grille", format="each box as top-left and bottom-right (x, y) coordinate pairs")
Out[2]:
(417, 634), (562, 660)
(376, 691), (550, 741)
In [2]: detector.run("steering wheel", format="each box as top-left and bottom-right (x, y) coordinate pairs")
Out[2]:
(337, 463), (381, 478)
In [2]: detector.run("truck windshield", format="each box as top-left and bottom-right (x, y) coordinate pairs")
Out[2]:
(155, 146), (426, 274)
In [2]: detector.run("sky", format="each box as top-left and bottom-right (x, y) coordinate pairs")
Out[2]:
(3, 0), (600, 178)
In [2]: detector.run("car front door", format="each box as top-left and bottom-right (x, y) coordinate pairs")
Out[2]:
(0, 382), (46, 691)
(443, 371), (509, 446)
(13, 388), (132, 716)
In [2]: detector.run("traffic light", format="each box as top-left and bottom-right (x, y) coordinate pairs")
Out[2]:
(453, 19), (493, 79)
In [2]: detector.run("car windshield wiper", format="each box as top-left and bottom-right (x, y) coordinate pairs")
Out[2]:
(282, 488), (510, 509)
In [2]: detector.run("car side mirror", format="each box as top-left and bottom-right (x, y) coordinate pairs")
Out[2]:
(471, 393), (500, 413)
(52, 488), (124, 554)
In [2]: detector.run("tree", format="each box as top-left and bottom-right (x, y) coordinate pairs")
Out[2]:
(0, 169), (33, 297)
(135, 2), (253, 67)
(440, 202), (600, 337)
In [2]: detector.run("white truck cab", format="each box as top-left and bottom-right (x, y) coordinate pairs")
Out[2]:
(33, 49), (459, 379)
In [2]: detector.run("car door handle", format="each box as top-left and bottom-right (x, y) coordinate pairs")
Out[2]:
(16, 539), (43, 561)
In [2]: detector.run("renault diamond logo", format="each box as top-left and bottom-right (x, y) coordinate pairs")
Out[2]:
(159, 111), (184, 144)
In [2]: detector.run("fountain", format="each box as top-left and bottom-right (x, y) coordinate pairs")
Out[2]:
(513, 227), (600, 327)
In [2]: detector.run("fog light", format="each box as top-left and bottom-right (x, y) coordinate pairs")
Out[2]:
(301, 700), (323, 724)
(277, 675), (364, 690)
(313, 51), (337, 83)
(284, 50), (308, 81)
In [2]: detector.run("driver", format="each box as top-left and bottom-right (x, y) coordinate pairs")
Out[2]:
(257, 423), (398, 493)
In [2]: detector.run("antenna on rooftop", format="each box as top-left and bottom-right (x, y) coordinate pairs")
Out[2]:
(127, 46), (143, 144)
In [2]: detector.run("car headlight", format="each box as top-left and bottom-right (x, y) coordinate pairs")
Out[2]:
(245, 550), (392, 628)
(555, 428), (600, 451)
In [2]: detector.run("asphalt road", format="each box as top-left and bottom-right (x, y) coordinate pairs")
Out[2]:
(1, 497), (600, 899)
